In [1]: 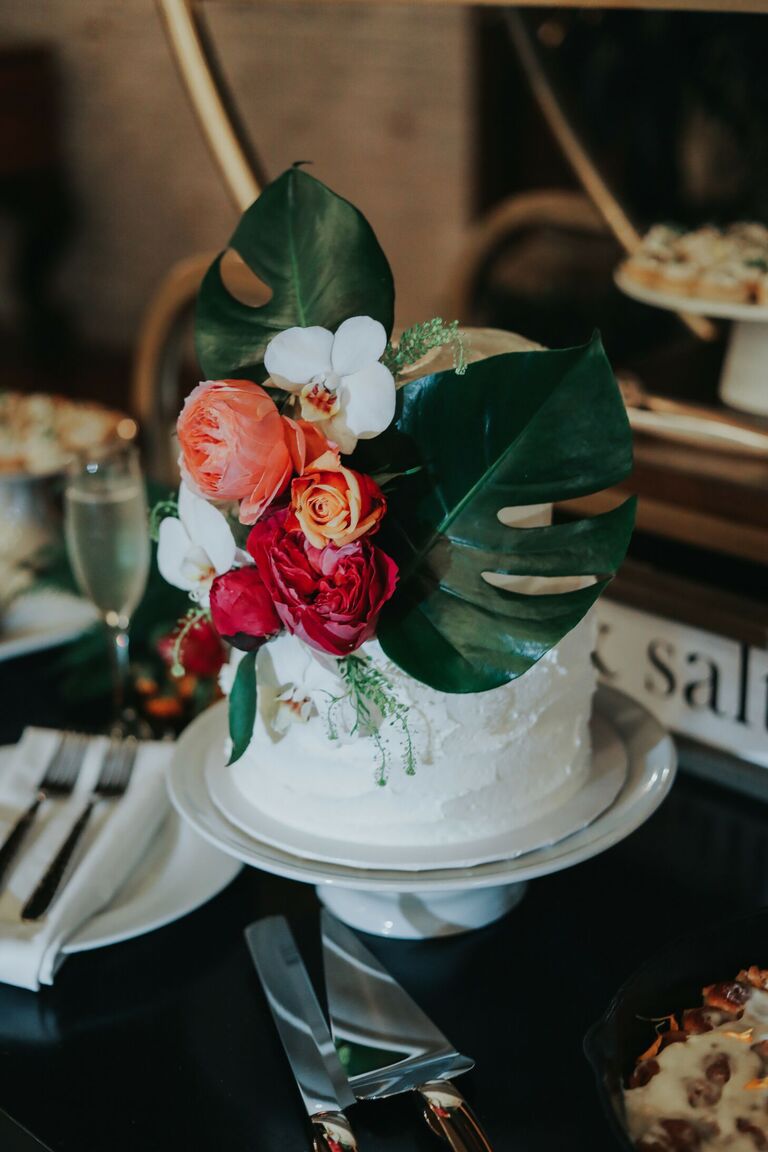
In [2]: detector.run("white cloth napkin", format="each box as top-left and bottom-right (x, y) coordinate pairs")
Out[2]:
(0, 728), (171, 991)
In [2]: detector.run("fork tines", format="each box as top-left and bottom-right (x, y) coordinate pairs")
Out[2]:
(96, 738), (139, 798)
(40, 733), (89, 795)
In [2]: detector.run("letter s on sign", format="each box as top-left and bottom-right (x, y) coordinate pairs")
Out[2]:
(646, 639), (676, 697)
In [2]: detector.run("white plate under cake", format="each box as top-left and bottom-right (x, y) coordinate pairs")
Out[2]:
(206, 617), (627, 870)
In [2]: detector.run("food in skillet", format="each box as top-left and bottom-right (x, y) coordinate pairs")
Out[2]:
(624, 968), (768, 1151)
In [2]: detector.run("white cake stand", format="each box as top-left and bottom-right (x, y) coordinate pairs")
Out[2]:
(615, 265), (768, 417)
(167, 686), (676, 939)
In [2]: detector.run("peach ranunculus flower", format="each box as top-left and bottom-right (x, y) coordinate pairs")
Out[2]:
(177, 379), (330, 525)
(289, 448), (386, 548)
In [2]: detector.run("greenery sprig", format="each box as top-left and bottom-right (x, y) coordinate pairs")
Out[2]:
(382, 318), (468, 380)
(325, 654), (415, 785)
(169, 606), (210, 677)
(149, 494), (179, 542)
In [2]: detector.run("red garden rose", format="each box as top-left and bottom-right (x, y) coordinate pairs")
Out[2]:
(209, 565), (281, 651)
(247, 509), (398, 657)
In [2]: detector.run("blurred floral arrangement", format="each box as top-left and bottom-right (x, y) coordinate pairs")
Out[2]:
(153, 166), (635, 764)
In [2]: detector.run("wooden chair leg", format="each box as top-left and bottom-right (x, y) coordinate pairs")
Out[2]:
(131, 252), (214, 485)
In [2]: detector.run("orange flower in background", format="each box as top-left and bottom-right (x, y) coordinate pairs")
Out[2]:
(289, 449), (386, 548)
(177, 379), (295, 525)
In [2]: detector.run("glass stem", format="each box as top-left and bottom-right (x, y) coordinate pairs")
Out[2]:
(107, 623), (131, 722)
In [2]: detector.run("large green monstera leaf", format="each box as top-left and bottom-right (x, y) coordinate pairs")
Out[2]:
(377, 335), (635, 693)
(196, 167), (395, 381)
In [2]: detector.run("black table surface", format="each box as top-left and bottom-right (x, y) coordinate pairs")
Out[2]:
(1, 649), (767, 1152)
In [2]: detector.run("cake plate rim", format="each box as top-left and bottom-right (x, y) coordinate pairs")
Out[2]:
(166, 683), (676, 895)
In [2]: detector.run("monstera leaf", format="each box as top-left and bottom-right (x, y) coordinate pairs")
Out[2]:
(377, 334), (635, 693)
(196, 167), (395, 381)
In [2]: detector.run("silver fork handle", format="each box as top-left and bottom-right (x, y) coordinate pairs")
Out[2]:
(418, 1081), (494, 1152)
(21, 798), (96, 921)
(0, 792), (44, 889)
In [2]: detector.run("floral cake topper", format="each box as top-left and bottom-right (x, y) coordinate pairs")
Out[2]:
(154, 166), (635, 766)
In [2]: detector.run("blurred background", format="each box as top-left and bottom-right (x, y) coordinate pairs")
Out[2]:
(3, 4), (768, 399)
(0, 1), (471, 401)
(0, 0), (766, 766)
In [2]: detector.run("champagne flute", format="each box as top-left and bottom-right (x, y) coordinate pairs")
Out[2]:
(64, 443), (150, 733)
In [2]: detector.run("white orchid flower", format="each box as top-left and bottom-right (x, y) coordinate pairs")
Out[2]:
(273, 686), (315, 734)
(157, 482), (236, 606)
(264, 315), (396, 454)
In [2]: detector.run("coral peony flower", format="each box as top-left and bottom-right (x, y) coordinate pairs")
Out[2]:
(177, 379), (293, 524)
(209, 566), (281, 651)
(289, 448), (386, 549)
(264, 316), (396, 454)
(248, 510), (397, 657)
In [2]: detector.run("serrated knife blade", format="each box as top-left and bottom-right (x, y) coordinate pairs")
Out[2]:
(321, 911), (494, 1151)
(245, 917), (359, 1152)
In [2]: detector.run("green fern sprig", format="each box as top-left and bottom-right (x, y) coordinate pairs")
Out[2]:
(324, 655), (416, 785)
(382, 318), (468, 381)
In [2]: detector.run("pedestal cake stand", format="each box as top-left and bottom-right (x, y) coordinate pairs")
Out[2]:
(615, 264), (768, 417)
(167, 685), (676, 939)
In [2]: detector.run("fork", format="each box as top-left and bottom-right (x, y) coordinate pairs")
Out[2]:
(21, 737), (139, 922)
(0, 733), (88, 890)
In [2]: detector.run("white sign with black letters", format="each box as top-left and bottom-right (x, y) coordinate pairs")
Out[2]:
(595, 598), (768, 768)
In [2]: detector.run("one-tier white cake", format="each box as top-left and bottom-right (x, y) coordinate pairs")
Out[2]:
(222, 330), (597, 852)
(226, 614), (595, 849)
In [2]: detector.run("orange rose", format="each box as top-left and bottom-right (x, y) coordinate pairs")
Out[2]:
(289, 449), (386, 548)
(177, 381), (331, 525)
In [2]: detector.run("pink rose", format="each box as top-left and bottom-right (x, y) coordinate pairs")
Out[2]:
(209, 566), (281, 650)
(247, 510), (398, 657)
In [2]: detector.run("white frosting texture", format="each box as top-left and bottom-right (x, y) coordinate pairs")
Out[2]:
(226, 614), (596, 849)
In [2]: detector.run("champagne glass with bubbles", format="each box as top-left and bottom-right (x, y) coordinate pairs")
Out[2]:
(64, 443), (150, 733)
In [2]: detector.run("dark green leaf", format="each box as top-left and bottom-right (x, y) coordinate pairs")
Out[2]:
(196, 167), (395, 382)
(377, 333), (635, 692)
(381, 580), (611, 694)
(227, 650), (257, 765)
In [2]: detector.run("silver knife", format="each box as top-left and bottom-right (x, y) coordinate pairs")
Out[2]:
(245, 917), (359, 1152)
(321, 910), (493, 1152)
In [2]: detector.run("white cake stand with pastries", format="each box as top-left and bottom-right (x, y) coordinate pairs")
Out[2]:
(616, 263), (768, 417)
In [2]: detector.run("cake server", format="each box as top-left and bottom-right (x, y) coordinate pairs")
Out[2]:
(245, 917), (359, 1152)
(321, 910), (493, 1152)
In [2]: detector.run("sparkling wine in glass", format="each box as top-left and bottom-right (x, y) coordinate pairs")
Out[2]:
(64, 443), (150, 731)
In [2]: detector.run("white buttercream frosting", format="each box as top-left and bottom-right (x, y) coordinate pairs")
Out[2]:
(225, 614), (596, 849)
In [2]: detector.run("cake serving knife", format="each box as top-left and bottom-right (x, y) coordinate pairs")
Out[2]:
(321, 910), (494, 1152)
(245, 917), (359, 1152)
